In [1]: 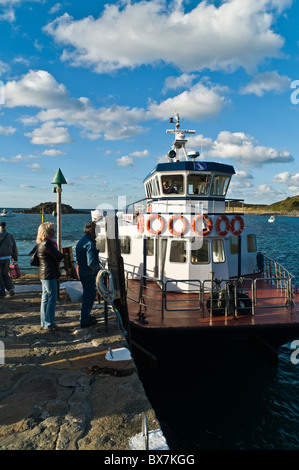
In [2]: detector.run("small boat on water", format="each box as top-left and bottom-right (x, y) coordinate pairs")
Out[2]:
(268, 215), (275, 223)
(93, 114), (299, 367)
(0, 209), (15, 217)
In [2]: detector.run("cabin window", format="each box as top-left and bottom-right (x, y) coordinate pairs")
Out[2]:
(146, 237), (154, 256)
(155, 175), (161, 195)
(146, 181), (153, 198)
(119, 236), (131, 254)
(161, 175), (184, 194)
(96, 235), (106, 253)
(187, 174), (211, 195)
(212, 239), (225, 263)
(247, 234), (257, 253)
(191, 239), (210, 264)
(229, 235), (239, 255)
(210, 175), (230, 196)
(170, 240), (186, 263)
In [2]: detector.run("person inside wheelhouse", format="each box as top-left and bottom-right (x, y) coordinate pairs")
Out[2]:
(162, 180), (178, 194)
(161, 176), (183, 194)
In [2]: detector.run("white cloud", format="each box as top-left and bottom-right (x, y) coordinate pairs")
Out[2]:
(240, 71), (291, 96)
(44, 0), (288, 74)
(116, 156), (134, 167)
(25, 121), (72, 145)
(27, 162), (42, 170)
(192, 130), (294, 168)
(6, 70), (228, 143)
(20, 184), (36, 188)
(0, 60), (10, 75)
(0, 125), (16, 135)
(49, 3), (62, 14)
(42, 148), (66, 156)
(273, 171), (299, 192)
(163, 74), (198, 93)
(4, 70), (70, 108)
(129, 150), (149, 158)
(148, 82), (228, 121)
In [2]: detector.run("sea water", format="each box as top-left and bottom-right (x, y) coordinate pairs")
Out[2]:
(4, 211), (299, 449)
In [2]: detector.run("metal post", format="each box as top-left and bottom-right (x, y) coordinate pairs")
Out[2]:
(51, 169), (67, 299)
(56, 185), (62, 251)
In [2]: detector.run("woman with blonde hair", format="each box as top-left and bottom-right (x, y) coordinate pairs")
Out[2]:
(36, 222), (63, 330)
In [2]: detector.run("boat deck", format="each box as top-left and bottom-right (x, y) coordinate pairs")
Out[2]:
(126, 277), (299, 330)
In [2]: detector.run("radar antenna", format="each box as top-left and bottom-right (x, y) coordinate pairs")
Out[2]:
(166, 113), (196, 161)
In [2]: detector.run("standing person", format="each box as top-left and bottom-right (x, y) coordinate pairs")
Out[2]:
(36, 222), (63, 330)
(76, 222), (102, 328)
(0, 221), (18, 297)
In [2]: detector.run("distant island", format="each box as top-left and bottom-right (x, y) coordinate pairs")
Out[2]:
(227, 195), (299, 216)
(16, 202), (89, 214)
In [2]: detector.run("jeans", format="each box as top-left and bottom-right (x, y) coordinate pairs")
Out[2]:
(80, 274), (96, 326)
(0, 259), (13, 295)
(40, 279), (57, 329)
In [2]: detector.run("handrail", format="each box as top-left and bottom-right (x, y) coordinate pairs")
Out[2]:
(125, 268), (295, 323)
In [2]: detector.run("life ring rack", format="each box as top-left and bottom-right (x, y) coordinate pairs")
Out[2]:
(146, 214), (165, 235)
(191, 214), (213, 236)
(168, 215), (187, 236)
(215, 215), (230, 236)
(231, 215), (244, 236)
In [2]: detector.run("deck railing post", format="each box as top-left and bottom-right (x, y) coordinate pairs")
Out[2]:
(210, 272), (214, 318)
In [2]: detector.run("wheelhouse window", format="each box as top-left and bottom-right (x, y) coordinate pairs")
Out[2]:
(187, 174), (211, 195)
(96, 235), (106, 253)
(161, 175), (184, 194)
(210, 175), (230, 196)
(119, 236), (131, 254)
(145, 180), (153, 198)
(191, 239), (209, 264)
(212, 239), (225, 263)
(170, 240), (186, 263)
(247, 234), (257, 253)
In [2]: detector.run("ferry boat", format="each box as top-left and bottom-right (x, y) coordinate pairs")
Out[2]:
(93, 115), (299, 367)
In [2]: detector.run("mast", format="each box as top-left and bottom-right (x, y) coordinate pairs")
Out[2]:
(166, 113), (196, 161)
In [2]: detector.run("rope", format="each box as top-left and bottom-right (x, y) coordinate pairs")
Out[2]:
(96, 269), (128, 338)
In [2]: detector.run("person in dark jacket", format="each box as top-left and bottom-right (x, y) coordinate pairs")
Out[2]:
(36, 222), (64, 330)
(76, 222), (102, 328)
(0, 221), (18, 297)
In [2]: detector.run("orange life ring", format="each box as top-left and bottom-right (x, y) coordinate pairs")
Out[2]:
(231, 215), (244, 235)
(146, 214), (165, 235)
(168, 215), (187, 236)
(147, 203), (152, 213)
(215, 215), (230, 236)
(137, 214), (144, 233)
(191, 215), (213, 236)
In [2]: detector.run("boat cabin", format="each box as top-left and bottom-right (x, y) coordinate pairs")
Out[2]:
(94, 115), (259, 291)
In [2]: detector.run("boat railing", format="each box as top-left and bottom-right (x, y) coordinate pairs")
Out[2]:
(164, 279), (202, 312)
(253, 277), (293, 311)
(125, 268), (295, 322)
(263, 254), (294, 286)
(125, 270), (165, 322)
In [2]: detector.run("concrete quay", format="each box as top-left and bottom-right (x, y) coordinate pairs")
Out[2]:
(0, 276), (162, 451)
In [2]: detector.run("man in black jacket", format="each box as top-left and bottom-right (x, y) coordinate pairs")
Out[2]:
(76, 222), (102, 328)
(0, 221), (18, 297)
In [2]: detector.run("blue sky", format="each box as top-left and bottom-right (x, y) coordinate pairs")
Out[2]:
(0, 0), (299, 210)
